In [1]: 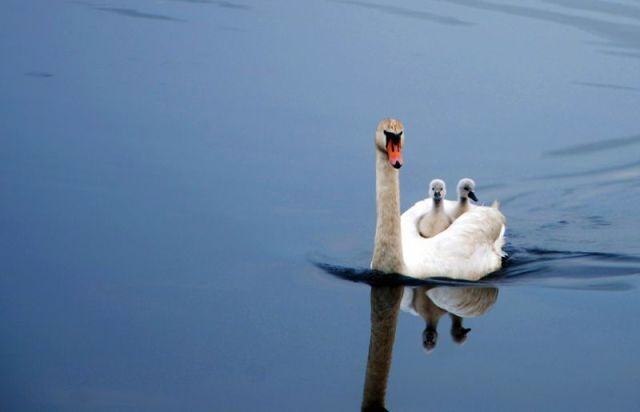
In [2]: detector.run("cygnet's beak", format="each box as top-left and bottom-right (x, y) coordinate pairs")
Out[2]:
(433, 191), (442, 201)
(468, 191), (478, 202)
(451, 327), (472, 345)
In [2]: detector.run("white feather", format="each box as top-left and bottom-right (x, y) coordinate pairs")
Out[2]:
(401, 200), (506, 280)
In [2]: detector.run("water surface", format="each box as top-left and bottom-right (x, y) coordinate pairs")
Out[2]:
(1, 0), (639, 410)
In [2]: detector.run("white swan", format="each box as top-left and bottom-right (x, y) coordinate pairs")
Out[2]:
(417, 179), (452, 238)
(371, 118), (506, 281)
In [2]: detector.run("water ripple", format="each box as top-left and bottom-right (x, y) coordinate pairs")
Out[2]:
(93, 7), (185, 22)
(545, 134), (640, 157)
(571, 81), (640, 92)
(312, 246), (640, 291)
(331, 0), (474, 27)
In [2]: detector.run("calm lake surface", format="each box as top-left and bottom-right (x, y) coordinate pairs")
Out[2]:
(2, 0), (640, 410)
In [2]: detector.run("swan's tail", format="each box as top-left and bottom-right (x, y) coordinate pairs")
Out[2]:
(491, 200), (500, 209)
(494, 224), (507, 257)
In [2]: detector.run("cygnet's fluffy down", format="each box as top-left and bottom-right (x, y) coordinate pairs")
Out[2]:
(418, 179), (452, 238)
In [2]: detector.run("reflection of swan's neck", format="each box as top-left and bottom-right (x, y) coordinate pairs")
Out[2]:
(371, 150), (405, 273)
(362, 287), (403, 411)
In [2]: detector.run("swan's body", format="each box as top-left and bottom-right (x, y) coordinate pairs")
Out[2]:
(370, 119), (506, 281)
(417, 179), (452, 238)
(401, 201), (506, 280)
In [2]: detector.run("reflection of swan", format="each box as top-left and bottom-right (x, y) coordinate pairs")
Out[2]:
(362, 287), (403, 412)
(401, 286), (498, 352)
(362, 285), (499, 410)
(417, 179), (452, 238)
(371, 118), (507, 280)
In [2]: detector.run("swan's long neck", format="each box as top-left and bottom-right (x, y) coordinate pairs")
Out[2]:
(371, 149), (405, 274)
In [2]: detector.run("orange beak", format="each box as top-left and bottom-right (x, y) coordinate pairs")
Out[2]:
(386, 140), (403, 169)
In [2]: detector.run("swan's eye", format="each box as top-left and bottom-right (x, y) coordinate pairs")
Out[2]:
(383, 130), (403, 145)
(464, 186), (470, 191)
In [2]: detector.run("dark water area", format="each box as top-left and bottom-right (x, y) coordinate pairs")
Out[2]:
(1, 0), (639, 410)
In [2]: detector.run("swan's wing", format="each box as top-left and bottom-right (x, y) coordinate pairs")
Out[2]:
(401, 199), (430, 220)
(494, 224), (507, 257)
(403, 206), (506, 281)
(442, 199), (458, 216)
(401, 199), (430, 241)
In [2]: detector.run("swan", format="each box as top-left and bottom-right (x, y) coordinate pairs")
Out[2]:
(371, 118), (506, 280)
(449, 178), (478, 220)
(417, 179), (452, 238)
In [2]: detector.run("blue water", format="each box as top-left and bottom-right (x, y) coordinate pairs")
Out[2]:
(1, 0), (640, 410)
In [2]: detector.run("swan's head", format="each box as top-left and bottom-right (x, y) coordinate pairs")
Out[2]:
(457, 178), (477, 202)
(429, 179), (446, 202)
(422, 327), (438, 354)
(375, 118), (404, 169)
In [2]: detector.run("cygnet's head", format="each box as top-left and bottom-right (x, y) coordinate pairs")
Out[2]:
(457, 178), (477, 202)
(451, 325), (471, 345)
(375, 118), (404, 169)
(422, 327), (438, 354)
(430, 179), (446, 202)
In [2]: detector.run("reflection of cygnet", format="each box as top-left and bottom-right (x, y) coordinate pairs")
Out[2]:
(404, 287), (447, 354)
(418, 179), (452, 238)
(449, 178), (478, 220)
(423, 326), (438, 353)
(450, 315), (471, 345)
